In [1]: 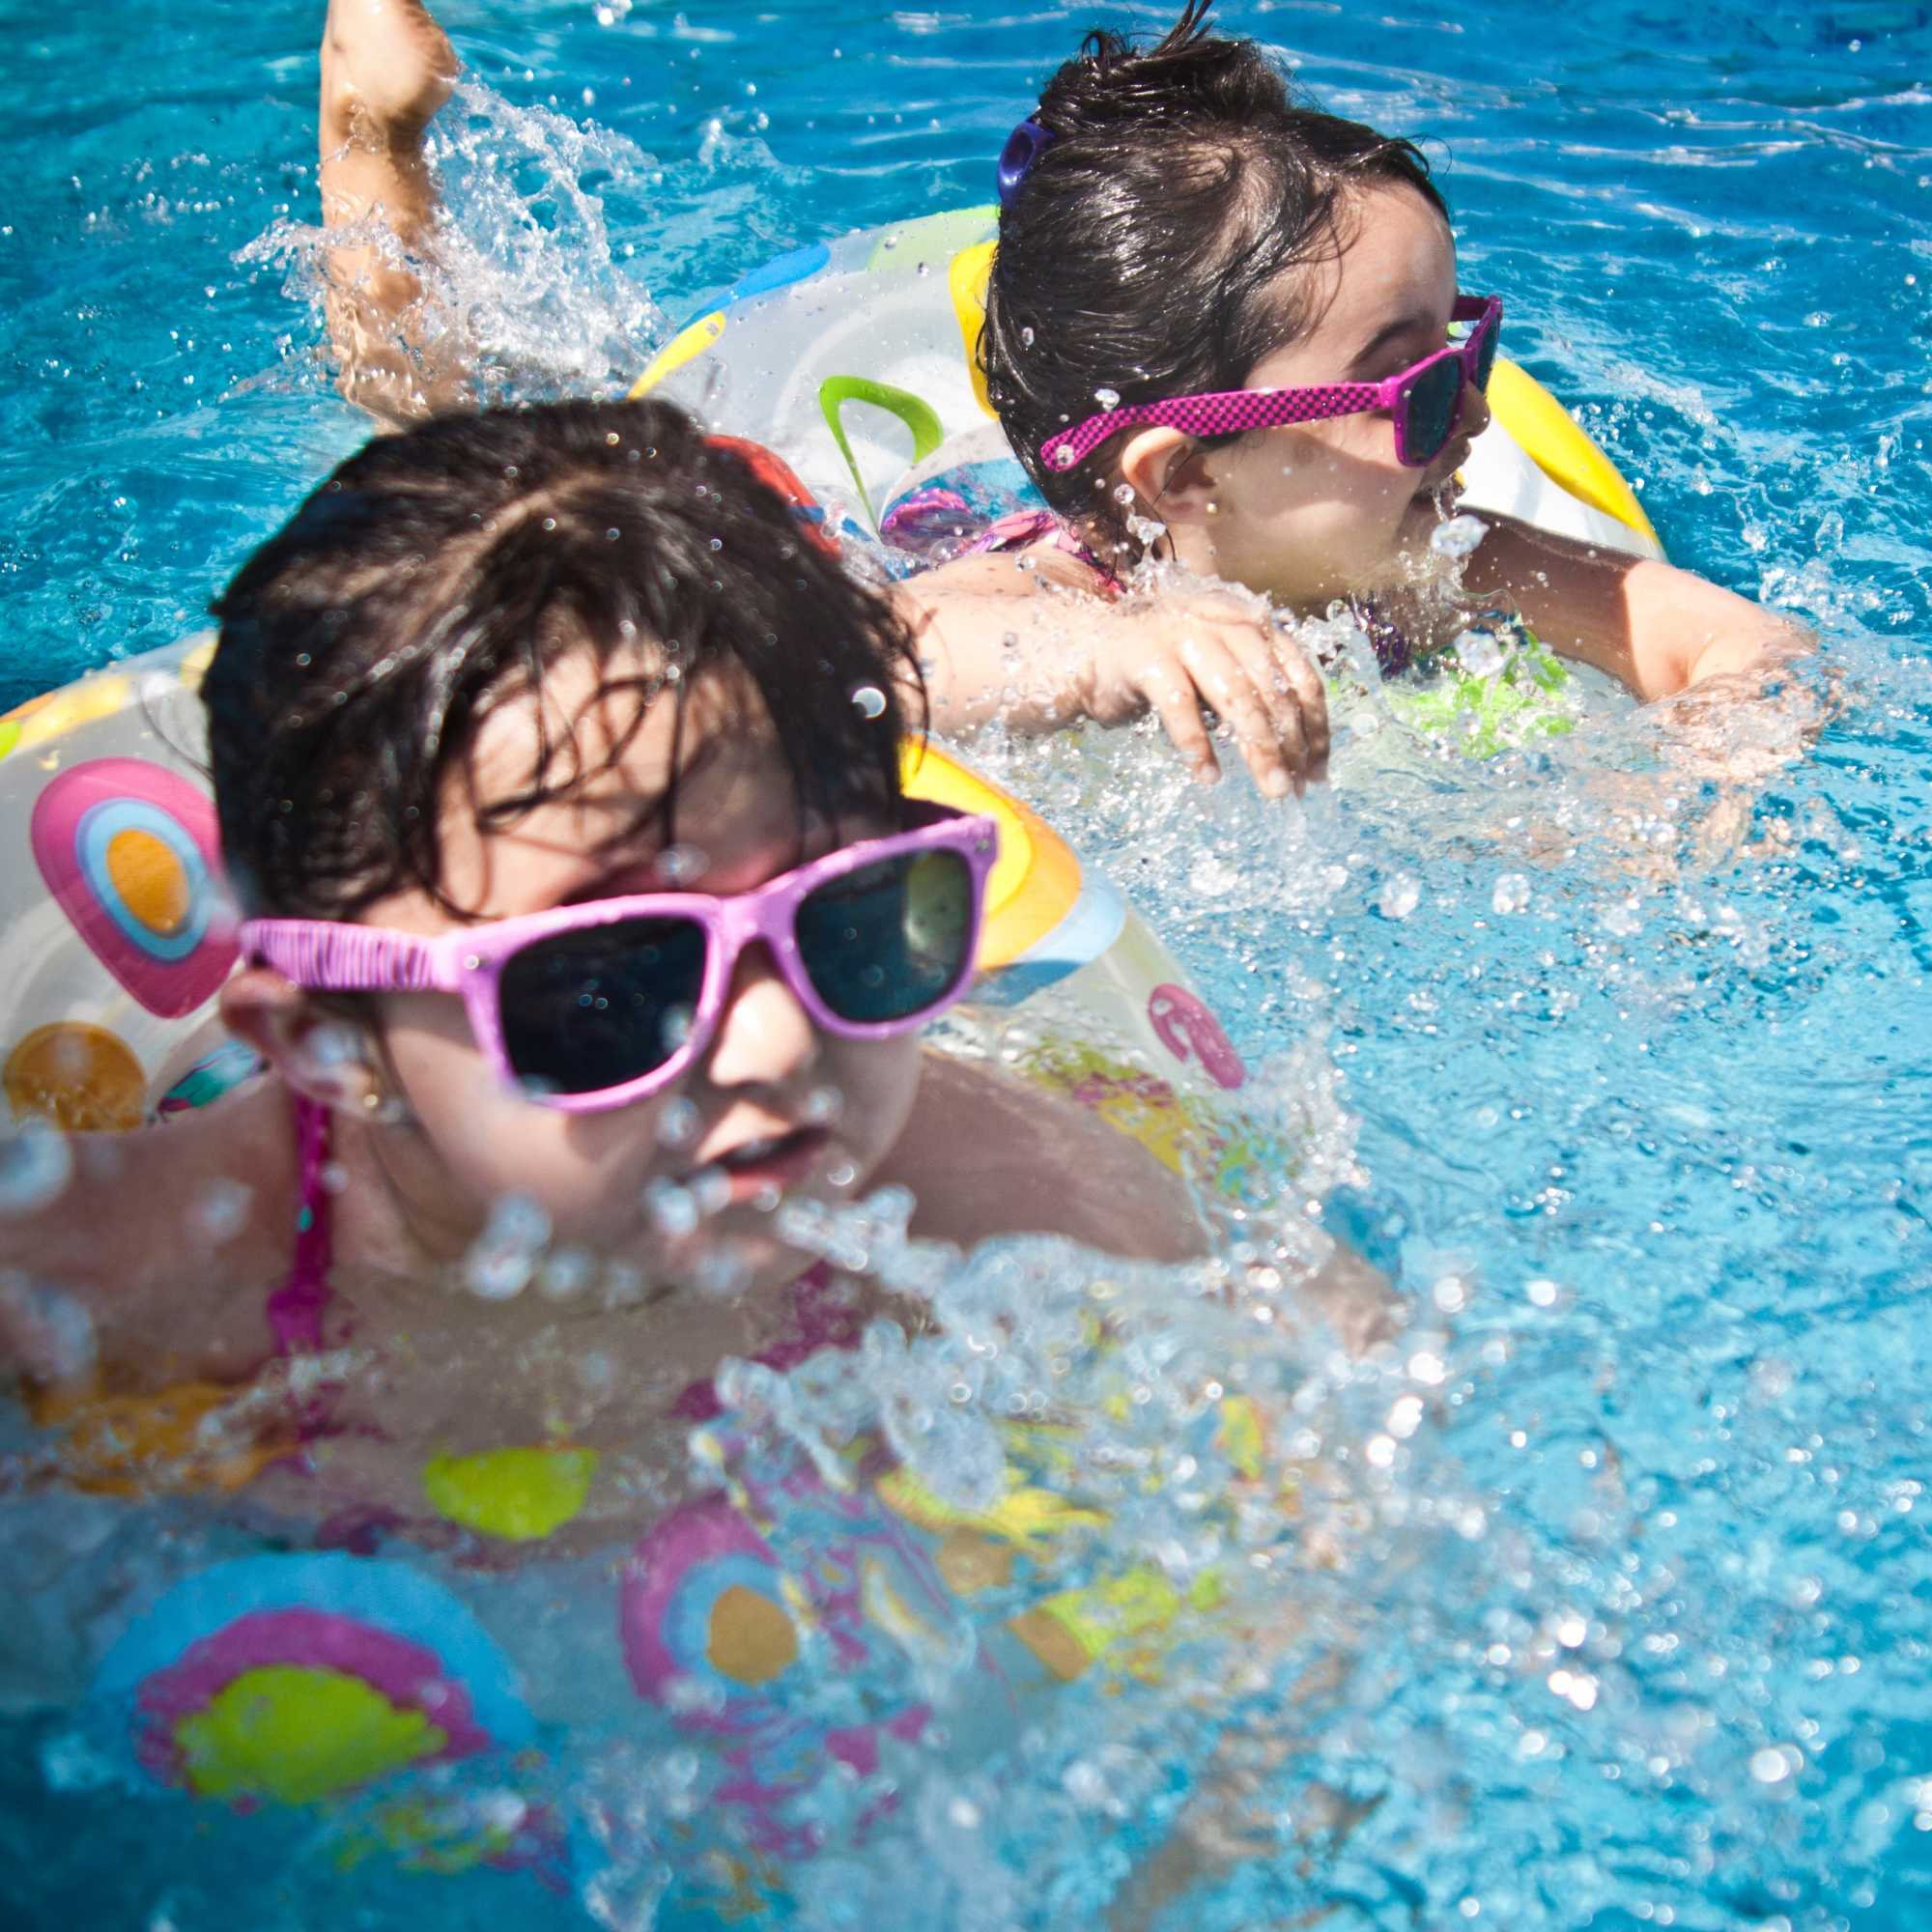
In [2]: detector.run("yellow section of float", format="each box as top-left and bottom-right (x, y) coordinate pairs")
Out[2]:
(1486, 358), (1660, 550)
(420, 1445), (601, 1543)
(627, 309), (727, 402)
(900, 740), (1082, 969)
(179, 1664), (447, 1804)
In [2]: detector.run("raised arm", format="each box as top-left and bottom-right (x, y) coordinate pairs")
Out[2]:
(318, 0), (468, 420)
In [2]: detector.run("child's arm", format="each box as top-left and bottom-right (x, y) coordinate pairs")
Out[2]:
(318, 0), (466, 420)
(891, 1054), (1400, 1351)
(899, 552), (1331, 798)
(0, 1085), (297, 1384)
(1452, 512), (1814, 699)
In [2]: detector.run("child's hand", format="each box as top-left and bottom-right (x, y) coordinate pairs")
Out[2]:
(1080, 592), (1329, 797)
(323, 0), (458, 148)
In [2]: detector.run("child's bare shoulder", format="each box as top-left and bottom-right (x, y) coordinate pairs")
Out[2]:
(0, 1078), (299, 1382)
(889, 1051), (1205, 1264)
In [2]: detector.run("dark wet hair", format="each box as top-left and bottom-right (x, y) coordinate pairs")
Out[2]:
(206, 398), (922, 919)
(983, 0), (1446, 553)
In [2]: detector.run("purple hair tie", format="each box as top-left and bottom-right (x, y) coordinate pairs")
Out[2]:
(997, 118), (1055, 208)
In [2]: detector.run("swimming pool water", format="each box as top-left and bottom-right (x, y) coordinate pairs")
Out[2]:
(3, 2), (1931, 1926)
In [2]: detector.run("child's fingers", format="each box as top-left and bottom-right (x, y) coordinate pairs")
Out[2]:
(1219, 623), (1325, 788)
(1179, 636), (1300, 799)
(1268, 631), (1331, 771)
(1138, 659), (1221, 784)
(1217, 623), (1301, 753)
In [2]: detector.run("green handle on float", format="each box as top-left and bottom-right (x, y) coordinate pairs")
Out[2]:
(818, 376), (945, 531)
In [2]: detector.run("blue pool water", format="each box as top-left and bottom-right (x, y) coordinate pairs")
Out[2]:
(4, 1), (1932, 1926)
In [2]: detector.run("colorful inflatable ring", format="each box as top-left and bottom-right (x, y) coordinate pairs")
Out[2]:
(0, 635), (1249, 1160)
(632, 205), (1665, 562)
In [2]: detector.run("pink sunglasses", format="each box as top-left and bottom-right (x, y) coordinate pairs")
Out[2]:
(1038, 294), (1503, 475)
(242, 808), (1000, 1114)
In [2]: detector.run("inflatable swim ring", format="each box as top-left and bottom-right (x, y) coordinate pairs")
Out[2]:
(0, 633), (1249, 1152)
(633, 210), (1663, 759)
(630, 205), (1664, 565)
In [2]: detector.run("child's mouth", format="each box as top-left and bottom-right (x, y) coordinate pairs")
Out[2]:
(703, 1126), (831, 1203)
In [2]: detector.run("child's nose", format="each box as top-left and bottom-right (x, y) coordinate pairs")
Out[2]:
(702, 942), (820, 1090)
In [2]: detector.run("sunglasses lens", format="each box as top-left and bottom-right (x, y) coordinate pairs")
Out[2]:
(1473, 311), (1499, 392)
(498, 915), (708, 1097)
(796, 848), (976, 1025)
(1402, 357), (1463, 466)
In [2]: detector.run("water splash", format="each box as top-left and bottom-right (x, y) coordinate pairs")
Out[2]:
(241, 80), (665, 405)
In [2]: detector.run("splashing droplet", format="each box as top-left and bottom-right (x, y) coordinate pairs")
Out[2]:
(463, 1193), (552, 1300)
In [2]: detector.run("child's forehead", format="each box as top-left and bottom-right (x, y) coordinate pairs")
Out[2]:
(1274, 183), (1457, 352)
(446, 655), (805, 902)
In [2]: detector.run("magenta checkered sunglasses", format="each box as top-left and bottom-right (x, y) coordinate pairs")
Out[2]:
(241, 808), (999, 1113)
(1038, 295), (1503, 475)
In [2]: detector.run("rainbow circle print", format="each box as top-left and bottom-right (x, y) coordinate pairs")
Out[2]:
(30, 756), (237, 1018)
(93, 1553), (533, 1807)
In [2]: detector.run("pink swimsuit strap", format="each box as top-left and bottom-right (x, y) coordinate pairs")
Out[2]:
(265, 1095), (335, 1357)
(960, 507), (1124, 598)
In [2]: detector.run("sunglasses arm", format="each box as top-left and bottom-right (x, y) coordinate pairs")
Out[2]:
(239, 920), (455, 996)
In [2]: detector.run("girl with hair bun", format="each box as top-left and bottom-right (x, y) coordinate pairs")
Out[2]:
(902, 1), (1810, 789)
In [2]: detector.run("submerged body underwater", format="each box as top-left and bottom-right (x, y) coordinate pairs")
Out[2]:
(3, 1), (1932, 1926)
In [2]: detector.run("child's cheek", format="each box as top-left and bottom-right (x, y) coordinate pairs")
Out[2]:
(824, 1035), (924, 1180)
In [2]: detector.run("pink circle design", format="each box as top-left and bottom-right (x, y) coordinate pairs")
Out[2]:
(30, 757), (236, 1018)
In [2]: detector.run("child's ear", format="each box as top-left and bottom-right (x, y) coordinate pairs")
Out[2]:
(1117, 428), (1215, 535)
(218, 968), (385, 1114)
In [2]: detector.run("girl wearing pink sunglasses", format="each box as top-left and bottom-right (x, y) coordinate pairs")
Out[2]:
(903, 3), (1811, 793)
(0, 400), (1206, 1519)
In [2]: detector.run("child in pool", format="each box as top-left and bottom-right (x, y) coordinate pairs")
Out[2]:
(903, 1), (1814, 786)
(0, 398), (1207, 1535)
(310, 0), (1330, 798)
(314, 0), (1808, 804)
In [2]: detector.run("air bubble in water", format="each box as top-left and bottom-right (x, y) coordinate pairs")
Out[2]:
(1019, 326), (1035, 349)
(538, 1247), (596, 1300)
(1378, 873), (1422, 921)
(462, 1192), (551, 1300)
(852, 685), (888, 720)
(190, 1178), (253, 1245)
(688, 1166), (732, 1219)
(656, 1097), (700, 1148)
(1112, 482), (1137, 506)
(1492, 873), (1531, 916)
(0, 1270), (96, 1380)
(1190, 855), (1241, 897)
(643, 1178), (699, 1238)
(0, 1122), (72, 1216)
(1094, 386), (1121, 411)
(1452, 628), (1506, 678)
(1431, 512), (1490, 559)
(657, 842), (706, 885)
